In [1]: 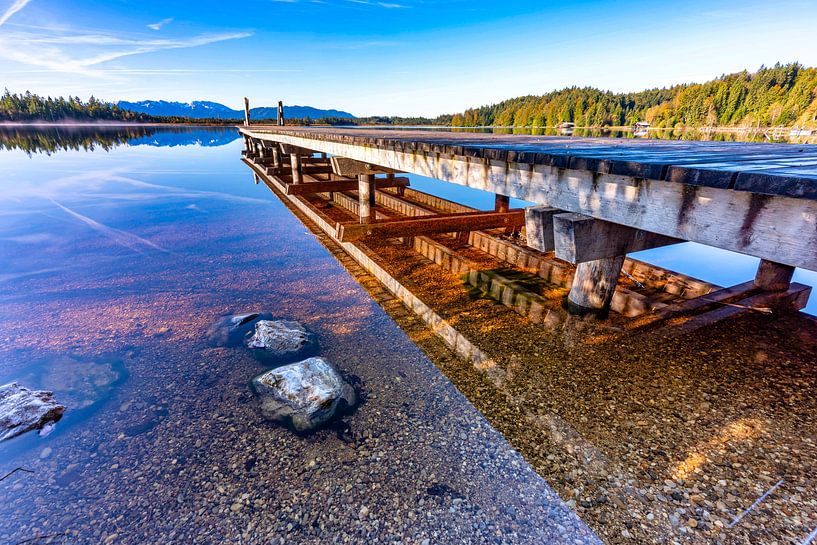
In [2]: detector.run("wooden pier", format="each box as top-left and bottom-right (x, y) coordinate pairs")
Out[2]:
(239, 126), (814, 354)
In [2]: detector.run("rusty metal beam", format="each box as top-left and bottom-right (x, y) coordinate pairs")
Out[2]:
(336, 210), (525, 242)
(284, 176), (410, 196)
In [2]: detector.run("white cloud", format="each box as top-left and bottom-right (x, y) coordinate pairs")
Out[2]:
(147, 17), (173, 31)
(0, 0), (31, 27)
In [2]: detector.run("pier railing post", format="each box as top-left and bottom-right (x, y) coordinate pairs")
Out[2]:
(358, 174), (376, 223)
(244, 97), (250, 127)
(277, 101), (285, 126)
(754, 259), (795, 291)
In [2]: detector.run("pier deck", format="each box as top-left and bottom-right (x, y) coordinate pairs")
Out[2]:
(240, 126), (815, 317)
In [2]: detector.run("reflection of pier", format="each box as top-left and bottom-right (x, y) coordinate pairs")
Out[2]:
(240, 127), (814, 356)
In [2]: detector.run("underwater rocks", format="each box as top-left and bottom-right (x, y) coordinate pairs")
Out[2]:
(252, 357), (356, 432)
(0, 382), (65, 441)
(246, 320), (316, 361)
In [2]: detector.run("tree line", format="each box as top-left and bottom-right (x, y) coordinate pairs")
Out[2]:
(449, 63), (817, 129)
(4, 63), (816, 129)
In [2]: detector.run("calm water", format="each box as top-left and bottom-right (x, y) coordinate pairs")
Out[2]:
(0, 126), (599, 544)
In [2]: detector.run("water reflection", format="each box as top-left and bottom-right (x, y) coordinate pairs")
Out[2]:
(0, 127), (596, 544)
(0, 125), (240, 155)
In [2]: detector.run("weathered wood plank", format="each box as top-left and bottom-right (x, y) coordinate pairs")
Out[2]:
(337, 210), (525, 242)
(553, 213), (682, 263)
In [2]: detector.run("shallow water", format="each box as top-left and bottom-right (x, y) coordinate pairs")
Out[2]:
(0, 126), (599, 544)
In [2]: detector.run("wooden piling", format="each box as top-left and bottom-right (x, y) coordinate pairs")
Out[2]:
(358, 174), (376, 224)
(495, 194), (510, 213)
(243, 97), (250, 127)
(754, 259), (795, 291)
(566, 256), (626, 317)
(525, 206), (559, 252)
(290, 153), (302, 184)
(277, 101), (285, 126)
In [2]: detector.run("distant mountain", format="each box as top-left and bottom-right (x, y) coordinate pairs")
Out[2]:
(117, 100), (356, 120)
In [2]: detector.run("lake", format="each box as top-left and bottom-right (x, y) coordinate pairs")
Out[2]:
(0, 125), (601, 544)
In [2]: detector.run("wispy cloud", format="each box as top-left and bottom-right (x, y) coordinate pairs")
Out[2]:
(0, 0), (31, 27)
(147, 17), (173, 31)
(0, 28), (252, 77)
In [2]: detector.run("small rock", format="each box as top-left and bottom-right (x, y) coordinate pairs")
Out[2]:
(359, 506), (369, 519)
(40, 446), (52, 459)
(0, 382), (65, 441)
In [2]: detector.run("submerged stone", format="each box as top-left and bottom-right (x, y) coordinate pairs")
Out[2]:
(252, 357), (356, 432)
(0, 382), (65, 441)
(246, 320), (316, 361)
(207, 312), (265, 347)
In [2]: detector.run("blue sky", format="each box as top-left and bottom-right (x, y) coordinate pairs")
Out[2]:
(1, 0), (817, 116)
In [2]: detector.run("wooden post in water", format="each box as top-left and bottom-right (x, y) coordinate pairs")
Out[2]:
(494, 194), (510, 213)
(567, 257), (626, 317)
(358, 174), (376, 223)
(555, 213), (679, 317)
(271, 145), (281, 169)
(290, 153), (302, 184)
(277, 101), (285, 126)
(754, 259), (795, 291)
(244, 97), (250, 127)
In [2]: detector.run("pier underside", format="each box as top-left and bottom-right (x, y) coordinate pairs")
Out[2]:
(241, 142), (817, 545)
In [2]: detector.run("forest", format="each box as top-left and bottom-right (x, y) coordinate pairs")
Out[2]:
(0, 91), (156, 122)
(3, 63), (816, 129)
(449, 63), (817, 128)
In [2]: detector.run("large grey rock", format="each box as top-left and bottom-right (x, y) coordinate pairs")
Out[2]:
(252, 357), (356, 432)
(0, 382), (65, 441)
(246, 320), (315, 360)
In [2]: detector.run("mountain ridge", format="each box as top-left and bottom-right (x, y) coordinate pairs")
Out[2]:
(117, 100), (356, 120)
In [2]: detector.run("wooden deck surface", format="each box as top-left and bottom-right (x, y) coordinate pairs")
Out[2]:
(245, 127), (817, 199)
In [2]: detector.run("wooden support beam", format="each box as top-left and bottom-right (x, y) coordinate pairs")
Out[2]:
(302, 165), (334, 175)
(525, 206), (560, 252)
(284, 177), (410, 196)
(280, 143), (314, 156)
(277, 100), (284, 126)
(330, 156), (399, 176)
(554, 213), (682, 264)
(336, 210), (525, 243)
(244, 97), (250, 127)
(754, 259), (795, 291)
(290, 154), (302, 184)
(566, 256), (626, 317)
(358, 174), (376, 223)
